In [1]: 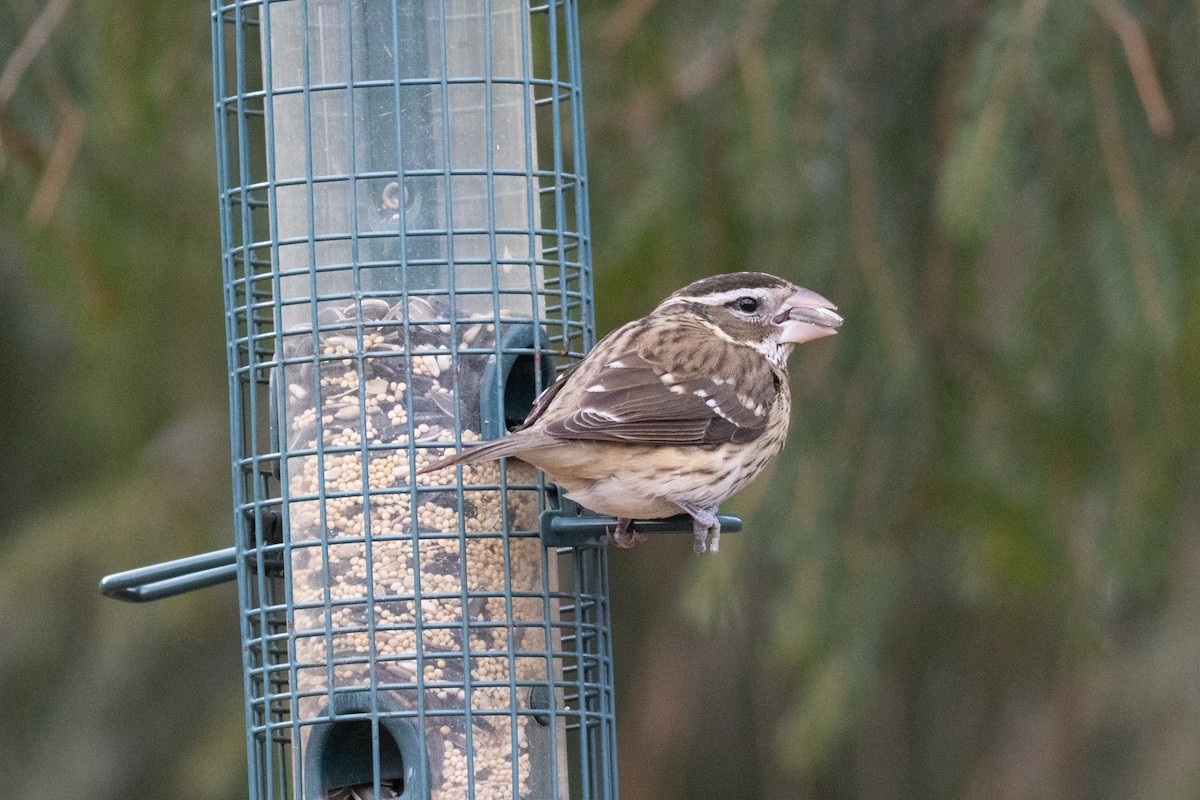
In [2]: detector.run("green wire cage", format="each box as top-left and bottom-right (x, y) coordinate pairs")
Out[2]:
(219, 0), (614, 797)
(103, 0), (622, 798)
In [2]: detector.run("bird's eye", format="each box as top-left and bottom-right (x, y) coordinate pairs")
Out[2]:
(736, 296), (759, 313)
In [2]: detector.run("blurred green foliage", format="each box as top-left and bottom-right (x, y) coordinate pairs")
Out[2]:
(1, 1), (1197, 799)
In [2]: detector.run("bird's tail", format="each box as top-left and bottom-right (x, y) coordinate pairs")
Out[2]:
(417, 432), (541, 475)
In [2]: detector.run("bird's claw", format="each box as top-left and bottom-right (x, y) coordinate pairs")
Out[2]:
(679, 502), (721, 554)
(609, 518), (644, 548)
(691, 524), (720, 554)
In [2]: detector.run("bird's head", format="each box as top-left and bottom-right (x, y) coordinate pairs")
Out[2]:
(657, 272), (842, 366)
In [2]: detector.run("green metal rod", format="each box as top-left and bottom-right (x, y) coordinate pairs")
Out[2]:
(99, 546), (238, 603)
(539, 509), (742, 548)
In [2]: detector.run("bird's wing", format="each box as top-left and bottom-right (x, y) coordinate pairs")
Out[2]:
(542, 327), (781, 446)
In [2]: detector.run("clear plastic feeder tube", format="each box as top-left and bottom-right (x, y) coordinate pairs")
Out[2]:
(264, 0), (542, 327)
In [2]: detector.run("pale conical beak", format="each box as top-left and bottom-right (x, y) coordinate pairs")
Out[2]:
(773, 287), (843, 344)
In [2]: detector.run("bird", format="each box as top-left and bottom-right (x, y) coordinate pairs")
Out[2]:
(421, 272), (842, 553)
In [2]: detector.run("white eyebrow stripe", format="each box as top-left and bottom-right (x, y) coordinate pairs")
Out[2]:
(658, 289), (768, 308)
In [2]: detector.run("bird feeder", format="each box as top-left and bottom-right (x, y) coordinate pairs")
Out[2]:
(102, 0), (620, 798)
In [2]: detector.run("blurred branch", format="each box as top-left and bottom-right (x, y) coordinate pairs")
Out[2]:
(847, 3), (918, 374)
(27, 95), (83, 227)
(0, 0), (71, 170)
(673, 0), (777, 97)
(0, 106), (43, 168)
(600, 0), (660, 52)
(0, 0), (69, 105)
(976, 0), (1049, 141)
(1087, 49), (1169, 344)
(1092, 0), (1174, 137)
(1087, 46), (1182, 426)
(939, 0), (1048, 240)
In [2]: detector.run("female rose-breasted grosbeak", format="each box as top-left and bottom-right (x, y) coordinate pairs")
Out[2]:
(425, 272), (842, 553)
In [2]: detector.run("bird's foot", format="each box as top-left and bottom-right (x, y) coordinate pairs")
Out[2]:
(609, 517), (644, 548)
(677, 502), (721, 554)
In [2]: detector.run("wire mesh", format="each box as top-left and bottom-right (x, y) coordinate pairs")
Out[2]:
(212, 0), (614, 798)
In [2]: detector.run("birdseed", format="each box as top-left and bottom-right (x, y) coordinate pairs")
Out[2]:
(280, 296), (558, 800)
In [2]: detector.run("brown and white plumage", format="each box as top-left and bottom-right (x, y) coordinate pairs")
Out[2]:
(423, 272), (842, 553)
